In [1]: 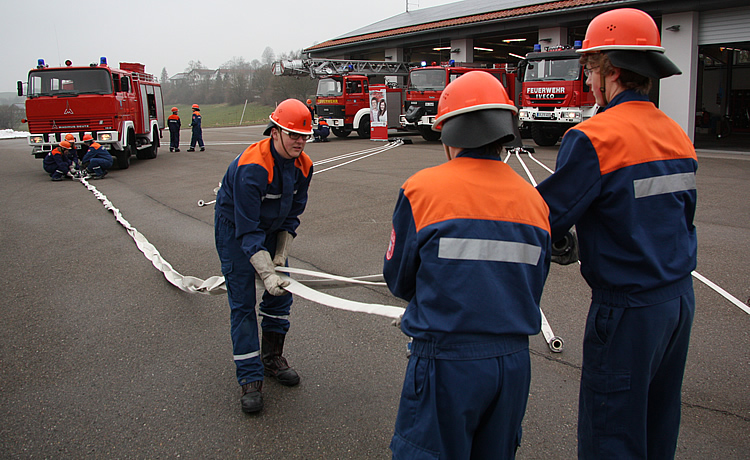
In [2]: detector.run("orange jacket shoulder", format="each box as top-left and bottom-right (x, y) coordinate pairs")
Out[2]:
(579, 101), (697, 175)
(237, 138), (275, 183)
(404, 158), (550, 233)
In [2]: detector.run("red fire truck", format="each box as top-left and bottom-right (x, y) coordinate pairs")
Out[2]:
(400, 62), (518, 141)
(272, 58), (411, 139)
(19, 57), (164, 169)
(517, 45), (598, 146)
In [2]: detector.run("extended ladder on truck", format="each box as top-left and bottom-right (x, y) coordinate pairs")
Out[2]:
(272, 58), (412, 139)
(272, 59), (411, 78)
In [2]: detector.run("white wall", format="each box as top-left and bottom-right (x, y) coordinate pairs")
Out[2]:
(660, 12), (700, 141)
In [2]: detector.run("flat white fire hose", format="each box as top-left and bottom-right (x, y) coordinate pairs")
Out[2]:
(507, 148), (564, 352)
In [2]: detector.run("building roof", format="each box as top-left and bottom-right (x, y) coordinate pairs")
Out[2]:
(305, 0), (620, 52)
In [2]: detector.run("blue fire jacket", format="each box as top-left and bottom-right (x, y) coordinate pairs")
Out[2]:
(537, 90), (698, 305)
(190, 111), (202, 132)
(43, 147), (76, 172)
(82, 142), (113, 166)
(384, 150), (551, 357)
(215, 137), (313, 259)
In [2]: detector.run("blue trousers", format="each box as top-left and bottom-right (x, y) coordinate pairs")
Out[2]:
(391, 348), (530, 459)
(190, 129), (204, 148)
(169, 128), (180, 149)
(214, 215), (292, 385)
(87, 157), (113, 176)
(578, 289), (695, 459)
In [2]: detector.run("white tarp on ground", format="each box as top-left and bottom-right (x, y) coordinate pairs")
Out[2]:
(0, 129), (29, 139)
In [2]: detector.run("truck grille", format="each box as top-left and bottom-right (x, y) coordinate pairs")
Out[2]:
(29, 118), (99, 132)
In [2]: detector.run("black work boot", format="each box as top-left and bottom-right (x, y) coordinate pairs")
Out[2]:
(240, 380), (263, 413)
(262, 331), (300, 386)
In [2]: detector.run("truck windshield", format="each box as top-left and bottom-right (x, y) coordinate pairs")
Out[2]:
(524, 58), (581, 82)
(28, 68), (113, 96)
(317, 78), (343, 97)
(408, 69), (447, 91)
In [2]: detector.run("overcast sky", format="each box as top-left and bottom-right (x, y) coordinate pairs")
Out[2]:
(2, 0), (458, 93)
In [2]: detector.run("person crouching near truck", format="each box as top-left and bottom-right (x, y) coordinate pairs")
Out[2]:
(383, 71), (551, 459)
(81, 134), (113, 179)
(43, 140), (80, 181)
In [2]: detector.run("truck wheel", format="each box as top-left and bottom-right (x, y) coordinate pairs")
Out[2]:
(115, 130), (136, 169)
(357, 115), (371, 139)
(531, 123), (561, 147)
(417, 125), (441, 142)
(136, 128), (159, 160)
(332, 127), (351, 138)
(114, 149), (131, 169)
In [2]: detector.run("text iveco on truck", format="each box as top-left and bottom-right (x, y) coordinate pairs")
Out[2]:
(517, 43), (597, 146)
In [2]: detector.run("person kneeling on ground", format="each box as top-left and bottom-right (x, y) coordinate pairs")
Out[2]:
(43, 140), (80, 181)
(312, 118), (330, 142)
(82, 134), (114, 179)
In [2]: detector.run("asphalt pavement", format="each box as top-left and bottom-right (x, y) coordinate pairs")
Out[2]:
(1, 127), (748, 459)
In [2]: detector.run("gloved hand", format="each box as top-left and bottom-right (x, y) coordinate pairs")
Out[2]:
(551, 228), (579, 265)
(250, 250), (289, 296)
(272, 231), (294, 267)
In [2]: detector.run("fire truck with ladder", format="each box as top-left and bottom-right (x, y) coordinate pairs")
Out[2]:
(272, 58), (411, 139)
(19, 57), (164, 169)
(517, 43), (598, 146)
(401, 61), (519, 141)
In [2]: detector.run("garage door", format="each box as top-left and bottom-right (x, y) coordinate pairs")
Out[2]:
(699, 7), (750, 45)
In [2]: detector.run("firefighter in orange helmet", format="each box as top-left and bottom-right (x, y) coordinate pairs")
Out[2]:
(214, 99), (313, 413)
(168, 107), (181, 152)
(81, 134), (113, 179)
(536, 9), (696, 458)
(42, 140), (79, 181)
(384, 71), (551, 459)
(187, 104), (204, 151)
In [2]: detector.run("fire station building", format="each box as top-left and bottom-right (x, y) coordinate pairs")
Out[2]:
(305, 0), (750, 150)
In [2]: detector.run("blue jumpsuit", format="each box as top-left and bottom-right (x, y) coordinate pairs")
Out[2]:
(190, 110), (204, 149)
(214, 137), (313, 385)
(43, 147), (77, 180)
(536, 90), (698, 459)
(384, 149), (551, 459)
(168, 113), (181, 151)
(82, 142), (113, 178)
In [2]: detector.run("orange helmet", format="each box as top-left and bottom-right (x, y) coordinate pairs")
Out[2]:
(59, 141), (73, 150)
(432, 71), (518, 148)
(263, 99), (313, 136)
(82, 134), (94, 142)
(579, 8), (663, 53)
(64, 133), (75, 141)
(171, 107), (179, 112)
(306, 99), (312, 105)
(192, 104), (200, 109)
(578, 8), (681, 79)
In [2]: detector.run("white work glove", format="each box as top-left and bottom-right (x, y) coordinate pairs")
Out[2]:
(250, 250), (289, 296)
(272, 231), (294, 267)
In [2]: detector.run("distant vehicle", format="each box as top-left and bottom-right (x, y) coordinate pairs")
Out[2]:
(400, 62), (518, 141)
(272, 58), (412, 139)
(19, 57), (164, 169)
(517, 44), (598, 146)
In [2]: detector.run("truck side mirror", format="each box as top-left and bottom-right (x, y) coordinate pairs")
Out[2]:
(17, 81), (23, 97)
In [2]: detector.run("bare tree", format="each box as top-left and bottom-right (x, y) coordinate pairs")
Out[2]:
(223, 57), (253, 105)
(261, 47), (276, 67)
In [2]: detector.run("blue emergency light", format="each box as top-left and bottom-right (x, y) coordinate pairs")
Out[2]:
(574, 40), (582, 49)
(37, 58), (45, 68)
(421, 61), (427, 67)
(100, 57), (107, 66)
(533, 44), (542, 52)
